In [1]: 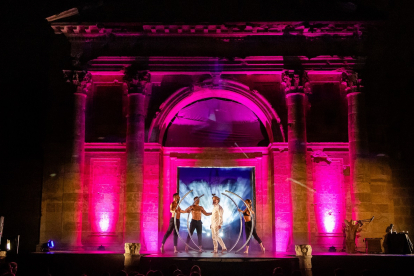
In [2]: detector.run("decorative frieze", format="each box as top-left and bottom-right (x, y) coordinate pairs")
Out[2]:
(123, 65), (151, 95)
(63, 70), (93, 94)
(282, 71), (311, 94)
(342, 71), (363, 93)
(51, 22), (373, 38)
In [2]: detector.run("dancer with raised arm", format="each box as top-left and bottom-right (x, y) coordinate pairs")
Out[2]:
(238, 199), (265, 253)
(210, 194), (227, 253)
(181, 196), (212, 252)
(343, 219), (363, 253)
(160, 193), (182, 253)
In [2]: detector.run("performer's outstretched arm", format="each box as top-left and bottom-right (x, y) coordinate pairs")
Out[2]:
(201, 207), (212, 216)
(180, 206), (191, 214)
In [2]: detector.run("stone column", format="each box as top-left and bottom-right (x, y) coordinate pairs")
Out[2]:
(283, 71), (311, 246)
(62, 71), (92, 248)
(124, 70), (152, 243)
(343, 72), (370, 223)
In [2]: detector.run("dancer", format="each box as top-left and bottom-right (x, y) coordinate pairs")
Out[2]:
(238, 199), (265, 253)
(182, 196), (212, 252)
(210, 194), (227, 253)
(343, 219), (363, 253)
(160, 193), (182, 253)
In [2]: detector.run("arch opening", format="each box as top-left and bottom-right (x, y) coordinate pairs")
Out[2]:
(163, 98), (269, 147)
(148, 80), (284, 145)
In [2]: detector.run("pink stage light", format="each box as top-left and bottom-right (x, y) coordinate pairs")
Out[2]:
(90, 160), (121, 235)
(322, 210), (335, 233)
(274, 171), (292, 252)
(313, 159), (344, 234)
(99, 212), (110, 232)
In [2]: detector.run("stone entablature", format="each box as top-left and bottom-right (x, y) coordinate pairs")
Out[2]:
(86, 56), (365, 73)
(51, 22), (373, 38)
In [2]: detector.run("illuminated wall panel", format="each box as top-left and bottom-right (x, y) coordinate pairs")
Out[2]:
(312, 158), (345, 234)
(272, 148), (292, 252)
(89, 159), (121, 235)
(141, 148), (161, 252)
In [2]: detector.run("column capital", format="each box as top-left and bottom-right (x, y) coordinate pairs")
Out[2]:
(282, 70), (311, 95)
(123, 65), (151, 95)
(341, 71), (363, 93)
(63, 70), (92, 95)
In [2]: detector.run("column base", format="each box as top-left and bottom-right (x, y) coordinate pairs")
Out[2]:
(288, 232), (310, 251)
(124, 253), (141, 273)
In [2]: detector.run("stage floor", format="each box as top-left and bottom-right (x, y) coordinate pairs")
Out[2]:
(141, 250), (414, 258)
(7, 250), (414, 276)
(142, 251), (295, 259)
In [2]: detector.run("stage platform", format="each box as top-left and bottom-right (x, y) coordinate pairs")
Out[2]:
(4, 250), (414, 276)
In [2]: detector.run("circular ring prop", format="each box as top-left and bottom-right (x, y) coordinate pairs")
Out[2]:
(224, 190), (255, 253)
(221, 193), (243, 252)
(173, 190), (199, 252)
(186, 195), (205, 252)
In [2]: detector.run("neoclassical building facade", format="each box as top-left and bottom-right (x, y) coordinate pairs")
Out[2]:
(39, 22), (393, 252)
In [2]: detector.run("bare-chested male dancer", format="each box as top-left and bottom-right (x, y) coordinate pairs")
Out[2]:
(210, 194), (227, 253)
(160, 193), (182, 253)
(238, 198), (265, 253)
(181, 196), (212, 252)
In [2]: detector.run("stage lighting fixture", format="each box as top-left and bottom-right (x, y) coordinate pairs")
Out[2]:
(207, 233), (211, 236)
(219, 232), (223, 237)
(328, 246), (336, 252)
(40, 243), (49, 252)
(48, 240), (54, 248)
(40, 240), (54, 252)
(0, 238), (12, 252)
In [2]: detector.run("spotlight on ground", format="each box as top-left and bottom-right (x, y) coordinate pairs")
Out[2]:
(40, 240), (54, 252)
(48, 240), (54, 249)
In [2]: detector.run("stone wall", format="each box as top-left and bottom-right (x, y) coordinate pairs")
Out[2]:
(391, 161), (414, 241)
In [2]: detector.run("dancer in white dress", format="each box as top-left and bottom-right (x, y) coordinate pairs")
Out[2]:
(210, 194), (227, 253)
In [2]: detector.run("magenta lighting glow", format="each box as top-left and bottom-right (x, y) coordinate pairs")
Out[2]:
(313, 159), (345, 234)
(90, 159), (121, 234)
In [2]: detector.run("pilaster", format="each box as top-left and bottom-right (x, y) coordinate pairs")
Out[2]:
(283, 71), (311, 247)
(124, 66), (152, 247)
(343, 72), (371, 248)
(62, 70), (92, 248)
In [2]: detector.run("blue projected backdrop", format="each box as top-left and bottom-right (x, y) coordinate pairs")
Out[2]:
(178, 167), (253, 249)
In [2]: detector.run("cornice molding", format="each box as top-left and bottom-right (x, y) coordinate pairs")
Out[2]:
(51, 21), (377, 38)
(87, 56), (365, 72)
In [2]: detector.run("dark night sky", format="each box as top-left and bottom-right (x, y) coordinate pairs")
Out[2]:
(2, 0), (412, 158)
(1, 0), (414, 252)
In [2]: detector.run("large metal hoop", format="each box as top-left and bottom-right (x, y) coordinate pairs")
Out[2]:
(186, 195), (205, 252)
(221, 193), (243, 252)
(173, 190), (199, 252)
(224, 190), (255, 253)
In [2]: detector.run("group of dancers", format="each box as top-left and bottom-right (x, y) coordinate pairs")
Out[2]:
(160, 193), (265, 254)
